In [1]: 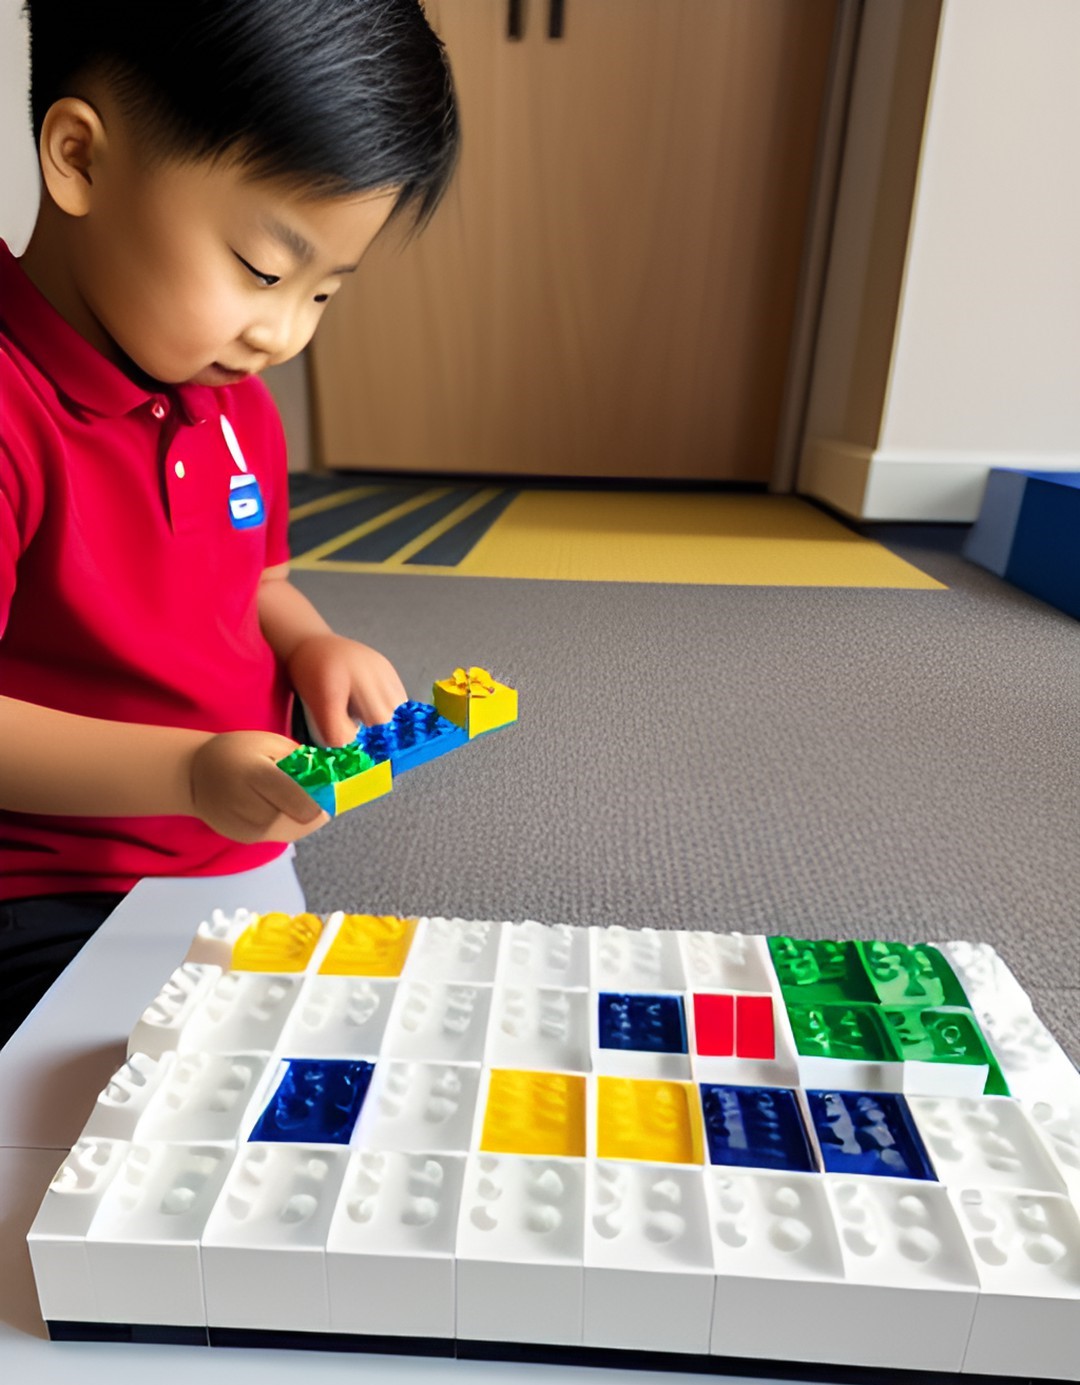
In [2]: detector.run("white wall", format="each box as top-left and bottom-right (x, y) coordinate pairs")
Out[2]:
(800, 0), (1080, 521)
(0, 0), (312, 470)
(0, 0), (38, 254)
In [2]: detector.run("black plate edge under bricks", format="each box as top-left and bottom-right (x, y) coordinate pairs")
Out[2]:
(47, 1322), (1065, 1384)
(208, 1326), (454, 1357)
(48, 1321), (209, 1346)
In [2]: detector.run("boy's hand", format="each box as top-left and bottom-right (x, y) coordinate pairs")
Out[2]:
(286, 634), (408, 746)
(188, 731), (330, 843)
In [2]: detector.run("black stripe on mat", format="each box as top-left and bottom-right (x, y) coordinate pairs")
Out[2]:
(405, 487), (520, 567)
(330, 486), (481, 562)
(288, 484), (429, 556)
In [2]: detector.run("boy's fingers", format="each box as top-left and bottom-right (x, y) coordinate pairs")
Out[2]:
(254, 758), (332, 825)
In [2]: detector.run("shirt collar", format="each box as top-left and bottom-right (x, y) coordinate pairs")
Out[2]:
(0, 239), (213, 426)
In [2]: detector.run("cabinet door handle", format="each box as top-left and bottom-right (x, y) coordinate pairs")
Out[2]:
(549, 0), (566, 39)
(507, 0), (525, 40)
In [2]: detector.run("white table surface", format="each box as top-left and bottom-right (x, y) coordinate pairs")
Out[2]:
(0, 855), (733, 1385)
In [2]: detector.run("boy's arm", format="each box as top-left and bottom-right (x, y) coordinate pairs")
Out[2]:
(0, 695), (324, 842)
(258, 564), (407, 742)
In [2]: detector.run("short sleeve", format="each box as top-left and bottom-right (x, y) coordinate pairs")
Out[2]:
(0, 361), (47, 638)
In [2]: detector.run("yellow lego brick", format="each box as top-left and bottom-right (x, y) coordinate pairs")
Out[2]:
(232, 912), (323, 973)
(333, 756), (392, 813)
(432, 665), (517, 740)
(480, 1070), (586, 1158)
(597, 1077), (704, 1164)
(319, 913), (418, 977)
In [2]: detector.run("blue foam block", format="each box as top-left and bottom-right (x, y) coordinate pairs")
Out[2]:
(598, 993), (687, 1053)
(965, 469), (1080, 618)
(700, 1084), (816, 1172)
(807, 1089), (936, 1180)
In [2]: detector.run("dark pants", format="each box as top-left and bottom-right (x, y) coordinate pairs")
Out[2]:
(0, 892), (127, 1049)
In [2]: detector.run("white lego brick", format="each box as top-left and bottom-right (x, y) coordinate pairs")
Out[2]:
(909, 1095), (1067, 1195)
(80, 1051), (176, 1140)
(381, 980), (493, 1064)
(688, 990), (801, 1089)
(276, 974), (397, 1057)
(183, 907), (260, 969)
(677, 931), (775, 993)
(126, 962), (222, 1060)
(1026, 1097), (1080, 1203)
(353, 1060), (481, 1153)
(591, 990), (692, 1080)
(176, 970), (303, 1054)
(456, 1153), (585, 1345)
(200, 1143), (349, 1331)
(132, 1051), (274, 1144)
(496, 920), (590, 988)
(705, 1167), (847, 1361)
(485, 985), (591, 1073)
(937, 939), (1035, 1017)
(403, 916), (503, 983)
(26, 1139), (129, 1324)
(821, 1176), (980, 1372)
(589, 925), (685, 992)
(85, 1141), (234, 1325)
(325, 1150), (464, 1338)
(952, 1186), (1080, 1379)
(975, 999), (1080, 1106)
(584, 1161), (714, 1354)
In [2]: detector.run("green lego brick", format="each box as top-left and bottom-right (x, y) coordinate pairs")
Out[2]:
(857, 940), (971, 1009)
(786, 1002), (903, 1063)
(882, 1005), (991, 1066)
(766, 936), (877, 1006)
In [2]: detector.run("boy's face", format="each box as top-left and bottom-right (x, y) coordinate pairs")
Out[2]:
(51, 93), (399, 386)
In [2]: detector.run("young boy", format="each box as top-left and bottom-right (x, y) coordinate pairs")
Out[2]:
(0, 0), (460, 1043)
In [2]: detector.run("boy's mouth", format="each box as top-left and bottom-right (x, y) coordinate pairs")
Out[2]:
(207, 362), (250, 384)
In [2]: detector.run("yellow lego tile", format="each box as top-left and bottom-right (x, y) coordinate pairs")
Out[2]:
(596, 1077), (704, 1164)
(232, 912), (323, 973)
(318, 913), (419, 977)
(480, 1070), (586, 1158)
(433, 666), (517, 740)
(333, 756), (392, 813)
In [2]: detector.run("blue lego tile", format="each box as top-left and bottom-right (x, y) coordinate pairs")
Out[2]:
(700, 1084), (816, 1173)
(807, 1089), (936, 1181)
(248, 1058), (374, 1144)
(356, 701), (468, 776)
(598, 993), (688, 1054)
(965, 468), (1080, 618)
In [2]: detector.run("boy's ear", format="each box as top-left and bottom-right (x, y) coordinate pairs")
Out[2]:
(38, 97), (107, 217)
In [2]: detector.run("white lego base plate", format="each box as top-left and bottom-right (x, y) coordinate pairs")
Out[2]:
(26, 915), (1080, 1380)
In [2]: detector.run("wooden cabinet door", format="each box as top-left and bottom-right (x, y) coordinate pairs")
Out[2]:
(310, 0), (837, 481)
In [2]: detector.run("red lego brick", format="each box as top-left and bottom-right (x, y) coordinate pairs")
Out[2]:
(735, 994), (775, 1060)
(693, 993), (735, 1057)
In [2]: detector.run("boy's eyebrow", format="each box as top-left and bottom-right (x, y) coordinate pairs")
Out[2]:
(260, 215), (360, 274)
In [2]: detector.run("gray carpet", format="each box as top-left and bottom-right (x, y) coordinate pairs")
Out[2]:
(289, 510), (1080, 1063)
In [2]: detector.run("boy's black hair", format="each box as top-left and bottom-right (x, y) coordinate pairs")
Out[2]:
(24, 0), (459, 236)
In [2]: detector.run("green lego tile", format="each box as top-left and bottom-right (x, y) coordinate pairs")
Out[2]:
(766, 936), (877, 1006)
(857, 941), (971, 1009)
(882, 1005), (992, 1066)
(786, 1002), (903, 1063)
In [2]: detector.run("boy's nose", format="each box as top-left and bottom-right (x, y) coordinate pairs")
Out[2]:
(242, 315), (294, 362)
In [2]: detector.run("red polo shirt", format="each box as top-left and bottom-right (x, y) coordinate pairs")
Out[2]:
(0, 239), (292, 897)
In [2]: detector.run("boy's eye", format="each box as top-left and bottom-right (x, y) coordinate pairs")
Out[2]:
(233, 251), (280, 287)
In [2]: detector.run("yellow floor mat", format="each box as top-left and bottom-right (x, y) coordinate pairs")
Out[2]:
(293, 489), (944, 589)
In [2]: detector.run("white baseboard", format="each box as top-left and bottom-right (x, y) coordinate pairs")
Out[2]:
(798, 439), (1080, 522)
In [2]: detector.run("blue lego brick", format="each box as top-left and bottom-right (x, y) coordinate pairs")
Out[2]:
(598, 992), (688, 1053)
(356, 701), (468, 776)
(807, 1089), (936, 1181)
(700, 1084), (816, 1173)
(965, 469), (1080, 618)
(248, 1058), (374, 1144)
